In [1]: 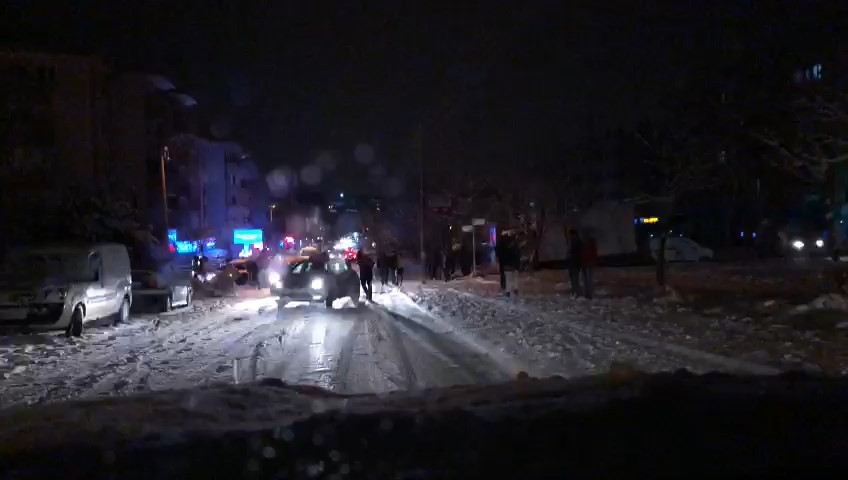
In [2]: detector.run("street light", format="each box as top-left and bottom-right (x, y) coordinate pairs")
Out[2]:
(339, 192), (344, 199)
(269, 204), (277, 222)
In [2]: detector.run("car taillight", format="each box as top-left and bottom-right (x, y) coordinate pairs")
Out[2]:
(147, 279), (157, 288)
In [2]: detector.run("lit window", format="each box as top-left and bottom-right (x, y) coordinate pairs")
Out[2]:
(813, 63), (823, 80)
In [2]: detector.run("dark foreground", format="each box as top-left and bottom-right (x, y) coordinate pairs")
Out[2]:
(2, 370), (848, 479)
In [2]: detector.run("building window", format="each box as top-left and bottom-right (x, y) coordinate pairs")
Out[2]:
(231, 175), (236, 185)
(231, 196), (236, 206)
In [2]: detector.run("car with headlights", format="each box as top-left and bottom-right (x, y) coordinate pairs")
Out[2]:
(0, 243), (132, 336)
(780, 230), (828, 258)
(270, 257), (360, 307)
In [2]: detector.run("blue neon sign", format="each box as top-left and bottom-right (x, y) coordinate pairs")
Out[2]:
(175, 240), (199, 254)
(167, 229), (178, 244)
(233, 229), (263, 245)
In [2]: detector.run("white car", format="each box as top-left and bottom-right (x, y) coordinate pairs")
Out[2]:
(650, 236), (714, 262)
(0, 244), (132, 336)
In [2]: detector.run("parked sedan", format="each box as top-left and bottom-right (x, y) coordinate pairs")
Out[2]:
(131, 265), (193, 312)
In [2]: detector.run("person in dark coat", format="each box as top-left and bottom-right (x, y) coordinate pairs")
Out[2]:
(503, 233), (521, 296)
(495, 233), (509, 291)
(388, 249), (399, 285)
(442, 248), (451, 282)
(580, 232), (599, 299)
(567, 229), (583, 297)
(430, 245), (442, 281)
(355, 249), (375, 301)
(377, 251), (389, 289)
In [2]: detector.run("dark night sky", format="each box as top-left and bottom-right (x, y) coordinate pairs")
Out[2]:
(2, 1), (844, 185)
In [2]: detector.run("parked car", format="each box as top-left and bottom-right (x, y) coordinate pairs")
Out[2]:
(650, 236), (714, 262)
(0, 243), (132, 337)
(272, 257), (360, 307)
(131, 264), (193, 312)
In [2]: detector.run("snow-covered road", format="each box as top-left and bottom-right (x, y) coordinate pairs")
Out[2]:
(0, 290), (513, 409)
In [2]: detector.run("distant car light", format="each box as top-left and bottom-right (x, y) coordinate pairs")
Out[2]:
(310, 278), (324, 290)
(792, 240), (805, 251)
(268, 271), (281, 284)
(274, 281), (283, 289)
(816, 239), (825, 248)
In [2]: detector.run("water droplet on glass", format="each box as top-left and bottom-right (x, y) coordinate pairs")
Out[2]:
(354, 144), (375, 164)
(316, 150), (338, 171)
(300, 165), (322, 186)
(262, 446), (276, 459)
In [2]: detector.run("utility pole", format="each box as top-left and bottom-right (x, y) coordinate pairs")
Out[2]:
(417, 123), (426, 284)
(160, 146), (169, 239)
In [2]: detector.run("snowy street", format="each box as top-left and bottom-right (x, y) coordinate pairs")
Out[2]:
(6, 259), (848, 410)
(0, 288), (513, 409)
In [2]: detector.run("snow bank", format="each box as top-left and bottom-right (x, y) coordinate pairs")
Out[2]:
(411, 286), (776, 378)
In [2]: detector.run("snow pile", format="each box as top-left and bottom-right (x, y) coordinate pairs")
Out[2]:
(426, 277), (848, 374)
(802, 294), (848, 311)
(410, 286), (770, 378)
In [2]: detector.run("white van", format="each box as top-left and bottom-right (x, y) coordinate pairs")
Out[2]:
(0, 243), (132, 336)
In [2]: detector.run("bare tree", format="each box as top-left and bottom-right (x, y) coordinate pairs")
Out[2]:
(632, 124), (721, 286)
(748, 88), (848, 183)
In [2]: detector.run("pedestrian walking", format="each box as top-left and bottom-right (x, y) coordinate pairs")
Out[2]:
(567, 229), (583, 297)
(377, 250), (389, 290)
(396, 254), (405, 287)
(388, 249), (399, 286)
(580, 232), (599, 299)
(429, 245), (441, 281)
(495, 232), (509, 292)
(356, 249), (375, 301)
(442, 248), (451, 282)
(503, 232), (521, 297)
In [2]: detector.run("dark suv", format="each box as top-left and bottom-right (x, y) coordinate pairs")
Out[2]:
(272, 258), (361, 307)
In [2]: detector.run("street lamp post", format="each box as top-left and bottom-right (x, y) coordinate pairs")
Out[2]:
(269, 204), (276, 223)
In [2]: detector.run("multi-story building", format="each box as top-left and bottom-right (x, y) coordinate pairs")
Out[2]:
(0, 51), (201, 248)
(166, 137), (265, 255)
(0, 51), (110, 196)
(110, 73), (197, 232)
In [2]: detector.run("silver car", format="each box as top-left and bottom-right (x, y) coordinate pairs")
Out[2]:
(131, 264), (193, 312)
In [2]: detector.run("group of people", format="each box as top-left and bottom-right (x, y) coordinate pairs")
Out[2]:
(567, 229), (598, 299)
(495, 228), (598, 299)
(425, 245), (456, 282)
(353, 248), (405, 302)
(377, 250), (403, 289)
